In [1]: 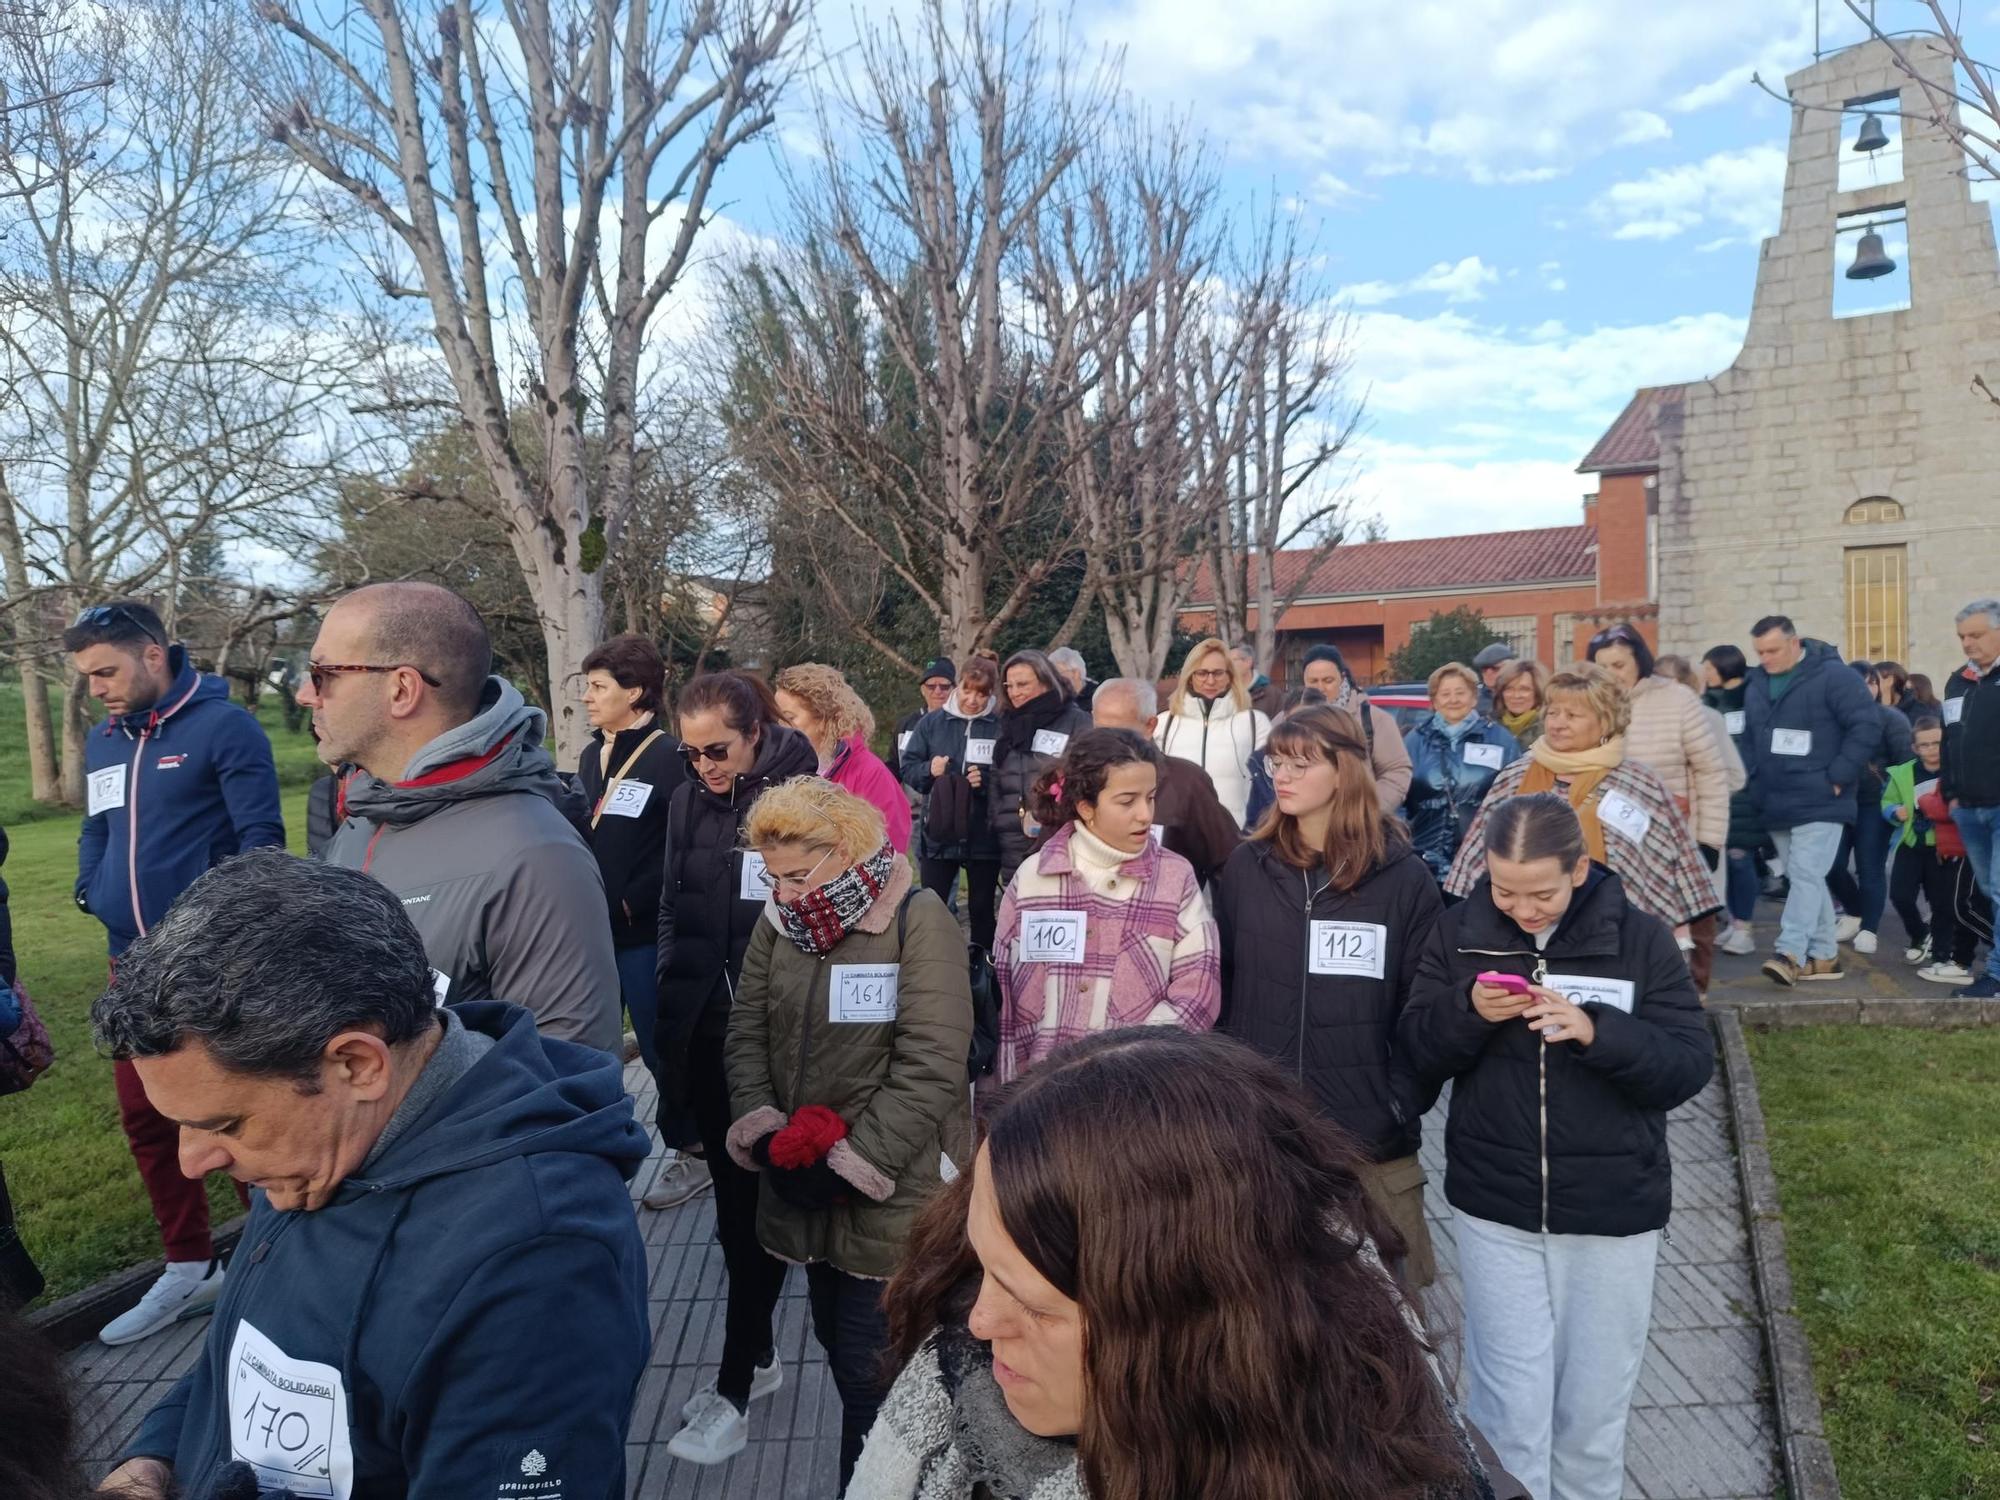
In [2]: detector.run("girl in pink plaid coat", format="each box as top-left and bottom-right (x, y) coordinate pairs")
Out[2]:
(994, 729), (1221, 1085)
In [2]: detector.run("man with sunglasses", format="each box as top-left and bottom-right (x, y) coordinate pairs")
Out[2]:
(64, 598), (284, 1346)
(303, 582), (620, 1056)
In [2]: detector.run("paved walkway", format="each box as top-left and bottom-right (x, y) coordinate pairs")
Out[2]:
(1709, 886), (1961, 1006)
(67, 1050), (1781, 1499)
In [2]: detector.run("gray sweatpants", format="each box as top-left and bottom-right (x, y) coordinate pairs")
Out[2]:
(1454, 1209), (1660, 1500)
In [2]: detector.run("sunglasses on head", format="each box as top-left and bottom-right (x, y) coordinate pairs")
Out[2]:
(72, 604), (164, 647)
(306, 660), (443, 695)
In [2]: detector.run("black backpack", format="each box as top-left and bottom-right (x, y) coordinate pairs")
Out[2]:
(925, 768), (976, 849)
(897, 891), (1001, 1080)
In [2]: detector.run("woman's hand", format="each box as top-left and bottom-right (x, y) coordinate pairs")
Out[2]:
(967, 766), (983, 789)
(1892, 805), (1910, 822)
(1470, 979), (1535, 1024)
(931, 754), (950, 777)
(1524, 988), (1596, 1047)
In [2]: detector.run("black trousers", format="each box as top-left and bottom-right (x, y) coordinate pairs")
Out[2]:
(687, 1031), (789, 1408)
(919, 856), (1000, 952)
(1889, 844), (1929, 949)
(1923, 847), (1979, 967)
(806, 1263), (891, 1494)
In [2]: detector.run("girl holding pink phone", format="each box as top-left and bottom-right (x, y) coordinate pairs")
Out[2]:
(1398, 793), (1714, 1500)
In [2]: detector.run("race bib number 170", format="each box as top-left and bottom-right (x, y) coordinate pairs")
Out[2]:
(226, 1318), (354, 1500)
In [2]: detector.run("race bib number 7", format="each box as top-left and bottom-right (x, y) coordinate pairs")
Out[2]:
(227, 1318), (354, 1499)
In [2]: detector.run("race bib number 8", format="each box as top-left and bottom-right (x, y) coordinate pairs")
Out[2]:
(87, 765), (126, 816)
(1307, 920), (1387, 979)
(227, 1318), (354, 1499)
(1597, 789), (1652, 844)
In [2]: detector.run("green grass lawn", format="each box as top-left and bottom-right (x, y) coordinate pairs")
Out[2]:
(3, 677), (323, 1304)
(1746, 1025), (2000, 1500)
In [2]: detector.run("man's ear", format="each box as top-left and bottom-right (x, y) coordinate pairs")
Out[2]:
(322, 1031), (397, 1101)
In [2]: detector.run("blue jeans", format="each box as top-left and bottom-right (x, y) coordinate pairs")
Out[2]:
(1826, 796), (1892, 934)
(614, 943), (662, 1077)
(1771, 822), (1843, 963)
(1724, 848), (1760, 923)
(1952, 804), (2000, 980)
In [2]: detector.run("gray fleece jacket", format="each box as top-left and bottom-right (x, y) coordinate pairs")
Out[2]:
(323, 678), (621, 1053)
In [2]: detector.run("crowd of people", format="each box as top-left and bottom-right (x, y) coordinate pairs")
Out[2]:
(3, 585), (1997, 1499)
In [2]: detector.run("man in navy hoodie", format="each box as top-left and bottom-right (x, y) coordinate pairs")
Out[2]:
(91, 849), (650, 1500)
(66, 600), (284, 1345)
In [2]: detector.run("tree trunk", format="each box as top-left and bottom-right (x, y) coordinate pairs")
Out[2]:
(61, 672), (90, 806)
(537, 572), (603, 769)
(15, 659), (63, 805)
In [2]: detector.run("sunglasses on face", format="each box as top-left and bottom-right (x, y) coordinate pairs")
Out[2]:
(306, 661), (444, 695)
(679, 739), (741, 766)
(73, 604), (164, 647)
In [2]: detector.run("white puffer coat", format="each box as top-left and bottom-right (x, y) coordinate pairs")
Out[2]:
(1154, 694), (1270, 826)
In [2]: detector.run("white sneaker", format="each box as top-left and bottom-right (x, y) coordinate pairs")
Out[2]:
(1853, 929), (1878, 955)
(99, 1259), (225, 1346)
(643, 1156), (713, 1211)
(1834, 915), (1864, 944)
(680, 1356), (782, 1423)
(1906, 936), (1932, 965)
(1719, 924), (1756, 957)
(667, 1389), (748, 1465)
(1919, 961), (1973, 986)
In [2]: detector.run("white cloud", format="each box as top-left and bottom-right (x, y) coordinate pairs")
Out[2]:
(1311, 171), (1369, 207)
(1589, 143), (1787, 244)
(1614, 110), (1672, 146)
(1341, 255), (1501, 306)
(1539, 259), (1567, 291)
(1351, 444), (1588, 537)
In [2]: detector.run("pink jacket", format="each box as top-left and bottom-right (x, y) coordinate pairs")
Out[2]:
(828, 738), (913, 854)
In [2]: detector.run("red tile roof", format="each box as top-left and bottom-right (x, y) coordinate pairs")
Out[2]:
(1186, 523), (1597, 605)
(1577, 384), (1686, 474)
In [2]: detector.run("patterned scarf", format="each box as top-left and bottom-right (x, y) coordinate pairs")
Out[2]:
(773, 842), (896, 956)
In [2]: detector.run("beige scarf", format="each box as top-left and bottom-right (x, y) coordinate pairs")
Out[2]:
(1518, 735), (1627, 865)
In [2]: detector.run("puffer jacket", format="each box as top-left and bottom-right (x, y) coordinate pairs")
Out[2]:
(1743, 638), (1881, 829)
(1401, 714), (1521, 882)
(724, 861), (974, 1279)
(1213, 837), (1444, 1163)
(899, 699), (1002, 862)
(1703, 682), (1765, 851)
(1398, 866), (1714, 1238)
(1154, 693), (1270, 825)
(1623, 676), (1732, 851)
(991, 701), (1093, 879)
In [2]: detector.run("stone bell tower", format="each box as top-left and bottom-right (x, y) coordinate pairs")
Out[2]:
(1654, 36), (2000, 667)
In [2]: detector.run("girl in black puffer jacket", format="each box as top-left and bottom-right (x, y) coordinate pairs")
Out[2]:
(1398, 793), (1713, 1500)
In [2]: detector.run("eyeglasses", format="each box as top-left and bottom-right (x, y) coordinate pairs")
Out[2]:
(678, 738), (742, 766)
(766, 846), (837, 895)
(306, 661), (443, 695)
(72, 604), (164, 647)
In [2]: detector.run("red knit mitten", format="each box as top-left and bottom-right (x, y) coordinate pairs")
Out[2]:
(768, 1104), (849, 1169)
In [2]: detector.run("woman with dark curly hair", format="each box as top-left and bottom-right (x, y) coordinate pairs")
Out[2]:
(848, 1027), (1495, 1500)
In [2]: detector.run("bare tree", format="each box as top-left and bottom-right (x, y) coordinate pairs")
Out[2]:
(256, 0), (801, 759)
(1197, 209), (1366, 677)
(722, 0), (1118, 668)
(0, 0), (350, 805)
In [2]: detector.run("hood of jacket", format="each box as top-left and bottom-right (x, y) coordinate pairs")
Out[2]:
(944, 691), (999, 726)
(683, 720), (818, 810)
(341, 676), (566, 829)
(106, 645), (226, 739)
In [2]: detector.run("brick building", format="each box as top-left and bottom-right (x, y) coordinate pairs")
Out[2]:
(1180, 474), (1655, 684)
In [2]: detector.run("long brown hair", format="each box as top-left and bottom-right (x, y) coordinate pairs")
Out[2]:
(883, 1029), (1471, 1500)
(1253, 705), (1407, 889)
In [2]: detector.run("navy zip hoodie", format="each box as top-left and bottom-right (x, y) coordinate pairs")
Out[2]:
(124, 1002), (651, 1499)
(77, 647), (285, 955)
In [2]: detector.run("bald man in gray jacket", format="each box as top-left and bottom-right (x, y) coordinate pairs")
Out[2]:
(304, 583), (620, 1053)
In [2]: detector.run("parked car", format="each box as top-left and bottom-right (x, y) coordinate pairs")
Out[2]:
(1367, 683), (1433, 733)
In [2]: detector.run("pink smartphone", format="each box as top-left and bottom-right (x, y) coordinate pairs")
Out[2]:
(1475, 970), (1534, 997)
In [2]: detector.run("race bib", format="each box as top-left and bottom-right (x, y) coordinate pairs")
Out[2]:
(1944, 697), (1964, 727)
(226, 1318), (354, 1500)
(964, 738), (996, 767)
(1031, 729), (1070, 757)
(1307, 920), (1387, 979)
(739, 851), (773, 902)
(600, 779), (653, 819)
(897, 732), (913, 756)
(1771, 728), (1812, 757)
(1543, 972), (1636, 1014)
(830, 964), (899, 1024)
(1724, 710), (1746, 736)
(1597, 789), (1652, 844)
(1020, 910), (1087, 964)
(87, 765), (126, 816)
(429, 969), (451, 1006)
(1463, 742), (1505, 770)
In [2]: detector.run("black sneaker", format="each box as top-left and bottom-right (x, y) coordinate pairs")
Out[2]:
(1952, 973), (2000, 999)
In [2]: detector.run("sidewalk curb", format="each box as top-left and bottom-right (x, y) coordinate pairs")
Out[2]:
(27, 1216), (248, 1352)
(1712, 995), (2000, 1029)
(1714, 1012), (1842, 1500)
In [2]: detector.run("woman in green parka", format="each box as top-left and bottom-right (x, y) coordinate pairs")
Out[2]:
(724, 775), (974, 1494)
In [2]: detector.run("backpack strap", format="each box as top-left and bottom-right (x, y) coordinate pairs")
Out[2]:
(894, 886), (921, 951)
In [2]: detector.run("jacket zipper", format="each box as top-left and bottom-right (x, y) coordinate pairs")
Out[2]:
(1295, 868), (1333, 1083)
(125, 729), (149, 936)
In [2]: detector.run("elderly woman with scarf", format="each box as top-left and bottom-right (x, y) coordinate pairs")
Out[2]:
(990, 651), (1094, 884)
(722, 776), (973, 1494)
(1298, 644), (1414, 812)
(1446, 667), (1719, 958)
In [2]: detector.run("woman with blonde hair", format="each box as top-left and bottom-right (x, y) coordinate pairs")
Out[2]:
(775, 662), (913, 854)
(1154, 636), (1270, 826)
(1493, 659), (1548, 748)
(721, 776), (973, 1490)
(1446, 667), (1719, 954)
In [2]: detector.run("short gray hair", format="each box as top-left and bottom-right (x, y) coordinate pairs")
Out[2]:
(1047, 647), (1087, 677)
(1956, 598), (2000, 630)
(1095, 676), (1158, 718)
(92, 848), (439, 1087)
